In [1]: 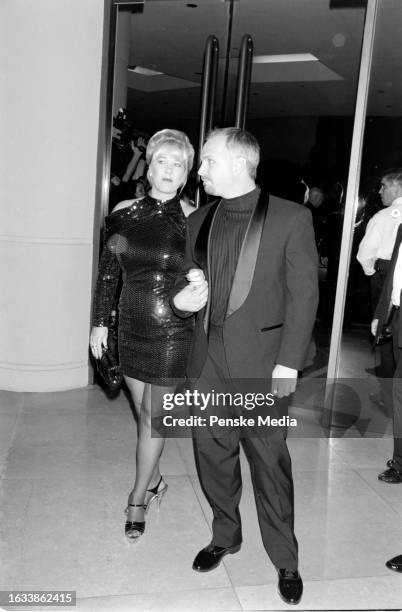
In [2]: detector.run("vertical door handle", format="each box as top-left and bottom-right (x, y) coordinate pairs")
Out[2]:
(195, 35), (219, 208)
(234, 34), (253, 129)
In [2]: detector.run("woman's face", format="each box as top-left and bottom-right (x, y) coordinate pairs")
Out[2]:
(149, 144), (187, 199)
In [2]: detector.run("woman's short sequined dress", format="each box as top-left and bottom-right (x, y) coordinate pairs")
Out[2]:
(92, 194), (193, 384)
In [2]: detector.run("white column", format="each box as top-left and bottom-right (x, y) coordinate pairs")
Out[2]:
(0, 0), (104, 391)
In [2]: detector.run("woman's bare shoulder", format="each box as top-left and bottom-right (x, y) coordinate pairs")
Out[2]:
(111, 198), (144, 214)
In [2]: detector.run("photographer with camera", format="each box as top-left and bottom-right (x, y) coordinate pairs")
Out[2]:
(109, 109), (149, 210)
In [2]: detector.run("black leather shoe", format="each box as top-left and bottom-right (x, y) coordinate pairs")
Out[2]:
(192, 543), (241, 572)
(387, 458), (397, 468)
(378, 467), (402, 483)
(278, 569), (303, 605)
(386, 554), (402, 572)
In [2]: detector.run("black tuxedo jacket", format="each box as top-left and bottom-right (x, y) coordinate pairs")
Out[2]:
(374, 223), (402, 347)
(173, 190), (319, 379)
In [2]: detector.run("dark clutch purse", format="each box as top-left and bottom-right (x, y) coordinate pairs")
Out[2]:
(96, 325), (123, 392)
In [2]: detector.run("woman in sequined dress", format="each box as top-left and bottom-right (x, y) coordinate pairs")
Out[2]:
(90, 129), (208, 542)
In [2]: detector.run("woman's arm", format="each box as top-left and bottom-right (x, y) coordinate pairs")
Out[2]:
(122, 137), (147, 182)
(90, 238), (121, 359)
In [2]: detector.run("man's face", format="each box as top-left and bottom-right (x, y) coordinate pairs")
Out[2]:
(309, 187), (324, 208)
(198, 134), (237, 197)
(379, 179), (402, 207)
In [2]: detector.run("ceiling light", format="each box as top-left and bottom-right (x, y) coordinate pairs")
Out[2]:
(330, 0), (367, 8)
(253, 53), (318, 64)
(128, 66), (164, 76)
(249, 55), (342, 83)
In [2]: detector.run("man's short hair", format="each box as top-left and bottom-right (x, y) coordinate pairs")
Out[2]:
(382, 168), (402, 187)
(207, 127), (260, 179)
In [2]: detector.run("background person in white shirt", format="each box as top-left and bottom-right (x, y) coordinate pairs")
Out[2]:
(357, 169), (402, 406)
(357, 169), (402, 302)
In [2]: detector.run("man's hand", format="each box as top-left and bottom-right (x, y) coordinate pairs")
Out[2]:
(173, 281), (208, 313)
(371, 318), (378, 336)
(271, 364), (298, 398)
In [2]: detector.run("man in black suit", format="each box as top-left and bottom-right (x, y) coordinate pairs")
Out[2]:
(372, 223), (402, 483)
(172, 128), (318, 605)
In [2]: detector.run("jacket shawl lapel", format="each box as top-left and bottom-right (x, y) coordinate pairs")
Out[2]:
(226, 190), (269, 318)
(194, 200), (220, 333)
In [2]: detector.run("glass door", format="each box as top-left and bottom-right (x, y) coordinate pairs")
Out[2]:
(228, 0), (367, 433)
(334, 0), (402, 440)
(106, 0), (235, 214)
(101, 0), (370, 430)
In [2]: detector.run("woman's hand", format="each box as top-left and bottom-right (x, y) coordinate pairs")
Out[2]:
(136, 135), (147, 152)
(173, 270), (208, 313)
(90, 326), (108, 360)
(129, 139), (140, 154)
(130, 136), (147, 154)
(186, 268), (205, 288)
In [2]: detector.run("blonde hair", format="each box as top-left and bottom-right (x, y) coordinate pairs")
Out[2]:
(146, 129), (194, 175)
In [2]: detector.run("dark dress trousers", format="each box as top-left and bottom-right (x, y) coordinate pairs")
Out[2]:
(173, 190), (319, 569)
(374, 223), (402, 468)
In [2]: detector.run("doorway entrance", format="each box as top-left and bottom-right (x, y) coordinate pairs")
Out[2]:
(97, 0), (374, 433)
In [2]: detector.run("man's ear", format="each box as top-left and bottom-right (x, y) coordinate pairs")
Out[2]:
(233, 156), (247, 175)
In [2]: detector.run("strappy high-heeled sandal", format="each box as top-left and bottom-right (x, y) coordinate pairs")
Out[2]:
(144, 476), (168, 515)
(125, 503), (146, 542)
(124, 476), (168, 515)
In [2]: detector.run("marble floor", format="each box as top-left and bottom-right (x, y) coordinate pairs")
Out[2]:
(0, 381), (402, 612)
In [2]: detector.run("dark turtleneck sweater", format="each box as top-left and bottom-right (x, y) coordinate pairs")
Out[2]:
(210, 187), (260, 325)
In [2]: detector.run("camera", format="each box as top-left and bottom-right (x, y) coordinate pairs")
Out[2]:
(113, 108), (133, 146)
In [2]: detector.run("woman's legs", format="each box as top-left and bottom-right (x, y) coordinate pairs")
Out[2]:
(124, 376), (172, 524)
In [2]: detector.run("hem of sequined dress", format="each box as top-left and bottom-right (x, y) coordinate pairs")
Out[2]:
(121, 367), (187, 387)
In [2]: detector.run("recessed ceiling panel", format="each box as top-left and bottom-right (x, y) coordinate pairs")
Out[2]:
(250, 61), (343, 83)
(121, 0), (370, 118)
(127, 71), (200, 92)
